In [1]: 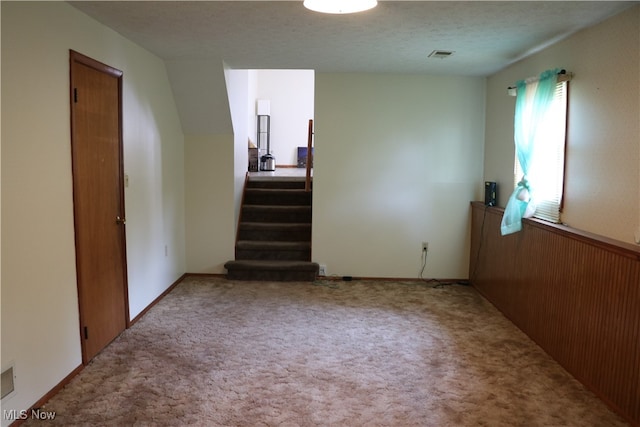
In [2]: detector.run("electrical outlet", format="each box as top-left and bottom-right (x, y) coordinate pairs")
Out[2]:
(422, 242), (429, 252)
(319, 264), (327, 276)
(634, 228), (640, 245)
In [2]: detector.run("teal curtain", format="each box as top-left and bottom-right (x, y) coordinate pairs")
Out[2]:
(501, 68), (560, 236)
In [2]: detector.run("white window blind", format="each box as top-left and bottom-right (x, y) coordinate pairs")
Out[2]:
(514, 81), (568, 223)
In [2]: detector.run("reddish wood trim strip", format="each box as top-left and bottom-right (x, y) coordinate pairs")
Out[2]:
(183, 273), (227, 278)
(319, 275), (467, 283)
(234, 172), (250, 256)
(305, 119), (313, 192)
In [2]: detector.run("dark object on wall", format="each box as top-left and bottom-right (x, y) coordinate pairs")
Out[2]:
(484, 181), (497, 206)
(297, 147), (314, 168)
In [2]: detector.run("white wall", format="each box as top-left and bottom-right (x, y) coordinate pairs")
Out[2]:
(224, 66), (250, 235)
(254, 70), (315, 166)
(1, 2), (185, 423)
(184, 134), (235, 273)
(484, 5), (640, 243)
(165, 59), (233, 136)
(123, 53), (186, 319)
(247, 70), (259, 146)
(163, 58), (237, 274)
(313, 73), (486, 279)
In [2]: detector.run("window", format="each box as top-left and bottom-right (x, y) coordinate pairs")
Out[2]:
(501, 69), (570, 236)
(513, 80), (568, 223)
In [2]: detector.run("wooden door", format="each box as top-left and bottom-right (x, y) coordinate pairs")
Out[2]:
(70, 50), (129, 363)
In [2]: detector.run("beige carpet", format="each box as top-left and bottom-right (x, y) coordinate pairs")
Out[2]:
(28, 276), (627, 426)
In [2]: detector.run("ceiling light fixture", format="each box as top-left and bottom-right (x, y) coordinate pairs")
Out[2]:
(303, 0), (377, 14)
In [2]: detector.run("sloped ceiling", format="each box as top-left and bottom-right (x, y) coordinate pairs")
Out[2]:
(164, 59), (233, 135)
(69, 1), (637, 134)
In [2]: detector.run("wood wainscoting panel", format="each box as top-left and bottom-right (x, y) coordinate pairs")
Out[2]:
(469, 202), (640, 427)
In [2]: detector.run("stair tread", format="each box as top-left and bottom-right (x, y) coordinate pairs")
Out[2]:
(248, 177), (308, 181)
(243, 204), (311, 209)
(243, 187), (312, 207)
(242, 204), (311, 211)
(245, 188), (308, 192)
(225, 260), (319, 271)
(237, 241), (310, 249)
(246, 183), (310, 190)
(240, 222), (311, 228)
(237, 240), (310, 247)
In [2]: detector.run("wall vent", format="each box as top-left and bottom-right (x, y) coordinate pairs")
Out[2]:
(428, 50), (454, 59)
(2, 364), (16, 400)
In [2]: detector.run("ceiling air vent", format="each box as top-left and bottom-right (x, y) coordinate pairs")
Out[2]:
(428, 50), (454, 59)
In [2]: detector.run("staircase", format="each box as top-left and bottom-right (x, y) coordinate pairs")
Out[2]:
(224, 176), (319, 281)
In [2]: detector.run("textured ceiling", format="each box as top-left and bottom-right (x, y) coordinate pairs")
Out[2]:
(69, 1), (636, 76)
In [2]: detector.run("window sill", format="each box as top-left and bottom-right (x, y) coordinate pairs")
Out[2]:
(471, 201), (640, 260)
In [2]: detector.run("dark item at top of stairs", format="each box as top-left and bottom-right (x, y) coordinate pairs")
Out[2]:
(225, 177), (318, 282)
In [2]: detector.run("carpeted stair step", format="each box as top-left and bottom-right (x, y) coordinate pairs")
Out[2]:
(236, 241), (311, 261)
(241, 205), (312, 223)
(243, 188), (312, 206)
(238, 222), (311, 242)
(224, 260), (319, 282)
(247, 179), (309, 190)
